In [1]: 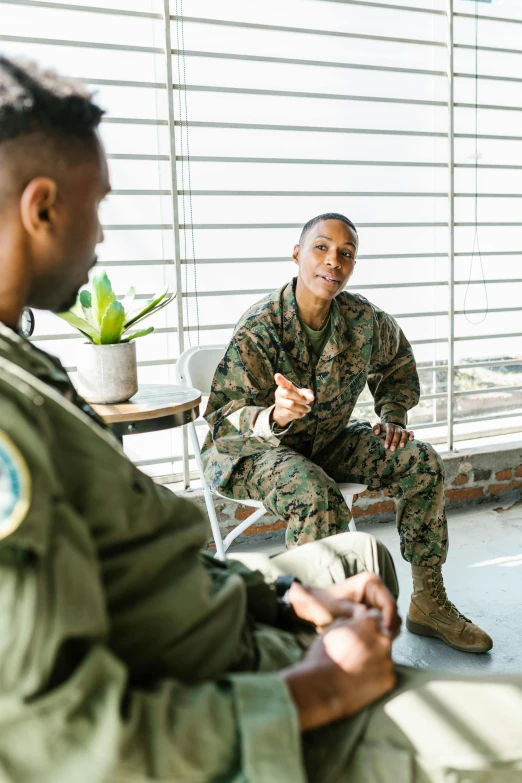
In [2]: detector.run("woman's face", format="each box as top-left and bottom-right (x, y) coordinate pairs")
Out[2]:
(293, 219), (358, 301)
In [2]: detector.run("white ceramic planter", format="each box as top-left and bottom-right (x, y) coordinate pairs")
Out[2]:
(77, 342), (138, 404)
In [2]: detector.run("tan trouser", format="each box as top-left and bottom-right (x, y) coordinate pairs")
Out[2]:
(233, 533), (522, 783)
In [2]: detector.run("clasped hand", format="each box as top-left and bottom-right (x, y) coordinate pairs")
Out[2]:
(282, 573), (401, 732)
(288, 571), (401, 639)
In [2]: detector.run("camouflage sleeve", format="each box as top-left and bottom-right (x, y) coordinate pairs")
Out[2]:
(367, 307), (420, 427)
(204, 335), (290, 458)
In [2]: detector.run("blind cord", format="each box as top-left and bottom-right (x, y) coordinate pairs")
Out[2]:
(175, 0), (200, 345)
(463, 0), (488, 325)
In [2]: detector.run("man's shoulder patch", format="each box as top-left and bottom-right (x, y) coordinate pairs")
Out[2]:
(0, 431), (31, 540)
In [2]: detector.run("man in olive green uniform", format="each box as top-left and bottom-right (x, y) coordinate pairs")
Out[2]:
(0, 56), (521, 783)
(202, 217), (492, 654)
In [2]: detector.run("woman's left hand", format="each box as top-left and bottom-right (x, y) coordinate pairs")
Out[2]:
(372, 422), (414, 452)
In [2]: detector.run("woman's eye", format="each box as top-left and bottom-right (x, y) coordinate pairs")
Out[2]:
(315, 245), (327, 250)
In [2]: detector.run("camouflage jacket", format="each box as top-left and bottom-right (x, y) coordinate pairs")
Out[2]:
(202, 280), (420, 489)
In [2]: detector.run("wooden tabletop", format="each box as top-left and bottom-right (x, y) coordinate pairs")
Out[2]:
(91, 384), (202, 425)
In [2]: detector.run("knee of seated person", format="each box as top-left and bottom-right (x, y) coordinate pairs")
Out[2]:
(418, 439), (444, 474)
(321, 531), (397, 589)
(296, 463), (340, 501)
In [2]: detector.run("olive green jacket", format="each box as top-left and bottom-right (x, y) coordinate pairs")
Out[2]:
(202, 281), (420, 490)
(0, 324), (306, 782)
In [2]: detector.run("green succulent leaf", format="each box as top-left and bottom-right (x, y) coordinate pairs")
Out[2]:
(124, 289), (173, 328)
(79, 290), (92, 309)
(100, 300), (126, 344)
(82, 305), (99, 330)
(77, 290), (99, 330)
(58, 273), (172, 346)
(69, 297), (85, 319)
(121, 286), (136, 317)
(121, 326), (155, 342)
(92, 271), (116, 327)
(57, 310), (100, 344)
(122, 298), (171, 334)
(123, 291), (176, 331)
(123, 292), (159, 325)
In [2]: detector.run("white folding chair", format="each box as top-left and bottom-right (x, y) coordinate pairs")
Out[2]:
(176, 344), (367, 560)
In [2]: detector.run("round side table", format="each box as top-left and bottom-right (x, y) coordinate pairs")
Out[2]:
(91, 383), (202, 441)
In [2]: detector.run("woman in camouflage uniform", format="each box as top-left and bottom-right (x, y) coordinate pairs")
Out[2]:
(203, 213), (491, 654)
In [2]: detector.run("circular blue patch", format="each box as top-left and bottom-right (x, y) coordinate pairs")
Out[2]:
(0, 432), (30, 539)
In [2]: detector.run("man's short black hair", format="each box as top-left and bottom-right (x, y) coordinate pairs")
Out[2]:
(299, 212), (358, 245)
(0, 56), (104, 143)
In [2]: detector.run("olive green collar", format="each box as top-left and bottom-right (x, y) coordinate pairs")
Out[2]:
(281, 279), (355, 368)
(0, 321), (71, 389)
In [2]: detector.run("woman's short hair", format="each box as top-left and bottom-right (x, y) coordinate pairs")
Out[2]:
(299, 213), (358, 244)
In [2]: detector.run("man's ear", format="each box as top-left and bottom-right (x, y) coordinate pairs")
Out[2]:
(292, 244), (300, 265)
(19, 177), (59, 238)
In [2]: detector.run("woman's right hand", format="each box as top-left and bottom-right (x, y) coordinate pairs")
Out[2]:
(271, 373), (315, 429)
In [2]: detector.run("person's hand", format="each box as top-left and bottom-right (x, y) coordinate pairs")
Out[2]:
(281, 610), (396, 731)
(321, 573), (401, 639)
(271, 373), (314, 429)
(287, 581), (358, 631)
(288, 572), (401, 639)
(307, 612), (396, 718)
(373, 422), (414, 452)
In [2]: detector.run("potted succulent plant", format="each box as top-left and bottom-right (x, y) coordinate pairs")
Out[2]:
(59, 271), (175, 404)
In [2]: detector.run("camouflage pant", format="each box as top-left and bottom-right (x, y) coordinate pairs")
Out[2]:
(227, 420), (448, 566)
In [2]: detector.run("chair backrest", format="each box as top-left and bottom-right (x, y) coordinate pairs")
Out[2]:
(175, 345), (227, 396)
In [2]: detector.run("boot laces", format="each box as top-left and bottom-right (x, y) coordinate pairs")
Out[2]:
(430, 570), (470, 622)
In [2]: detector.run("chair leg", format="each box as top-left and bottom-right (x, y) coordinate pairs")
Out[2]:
(343, 493), (358, 532)
(221, 506), (268, 553)
(188, 423), (226, 560)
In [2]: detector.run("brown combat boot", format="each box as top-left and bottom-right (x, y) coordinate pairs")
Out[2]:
(406, 565), (493, 653)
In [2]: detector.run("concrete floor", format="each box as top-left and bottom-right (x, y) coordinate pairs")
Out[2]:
(230, 499), (522, 673)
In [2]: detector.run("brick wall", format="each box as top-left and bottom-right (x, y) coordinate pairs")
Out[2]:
(179, 441), (522, 548)
(352, 443), (522, 523)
